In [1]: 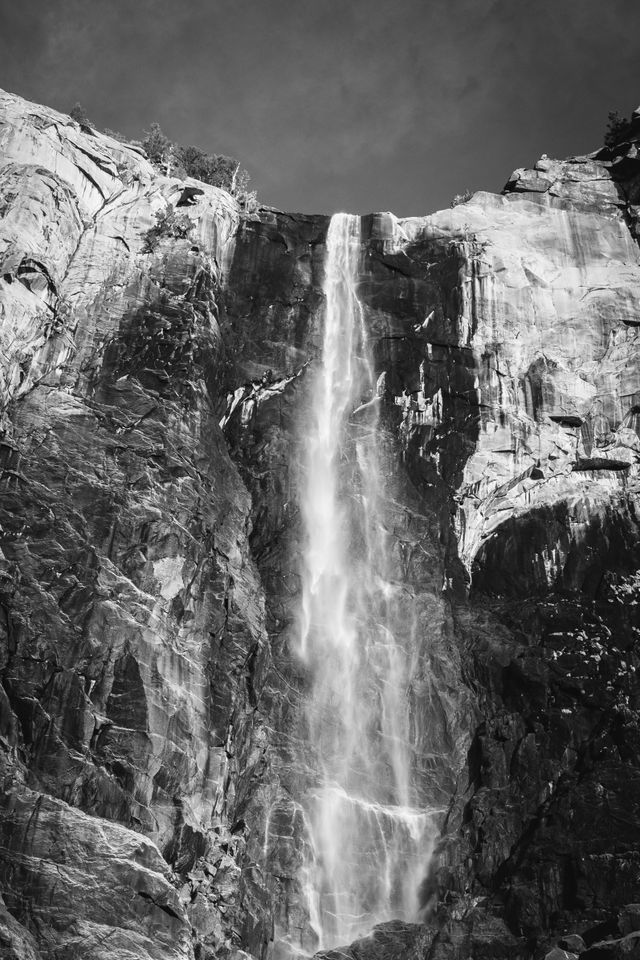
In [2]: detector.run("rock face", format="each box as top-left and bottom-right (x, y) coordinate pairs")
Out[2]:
(0, 89), (268, 960)
(1, 87), (640, 960)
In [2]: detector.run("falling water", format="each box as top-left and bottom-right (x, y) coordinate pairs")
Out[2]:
(297, 213), (435, 950)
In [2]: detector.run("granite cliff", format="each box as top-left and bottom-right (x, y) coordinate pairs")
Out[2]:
(1, 88), (640, 960)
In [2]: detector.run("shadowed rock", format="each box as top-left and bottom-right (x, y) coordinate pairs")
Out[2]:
(2, 85), (640, 960)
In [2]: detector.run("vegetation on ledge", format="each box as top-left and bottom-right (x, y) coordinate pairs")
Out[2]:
(451, 188), (474, 207)
(604, 110), (632, 147)
(69, 103), (258, 212)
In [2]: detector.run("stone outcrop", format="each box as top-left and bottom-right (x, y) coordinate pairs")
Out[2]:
(1, 86), (640, 960)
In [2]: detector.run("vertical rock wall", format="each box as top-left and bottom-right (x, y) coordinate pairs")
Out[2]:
(0, 90), (271, 960)
(221, 142), (640, 957)
(2, 87), (640, 960)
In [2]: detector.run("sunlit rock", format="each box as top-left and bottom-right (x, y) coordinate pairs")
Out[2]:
(2, 85), (640, 960)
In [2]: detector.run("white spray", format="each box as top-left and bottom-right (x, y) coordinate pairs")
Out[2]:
(297, 213), (436, 949)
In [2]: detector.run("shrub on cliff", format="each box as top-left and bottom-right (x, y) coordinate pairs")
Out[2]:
(604, 110), (632, 147)
(451, 188), (474, 207)
(141, 123), (255, 206)
(70, 102), (94, 133)
(142, 203), (193, 253)
(177, 145), (233, 187)
(142, 122), (173, 168)
(176, 144), (253, 200)
(70, 102), (90, 124)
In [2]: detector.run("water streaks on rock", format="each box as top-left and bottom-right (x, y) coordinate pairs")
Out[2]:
(1, 87), (640, 960)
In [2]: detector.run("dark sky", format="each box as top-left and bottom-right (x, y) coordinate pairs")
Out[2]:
(2, 0), (640, 216)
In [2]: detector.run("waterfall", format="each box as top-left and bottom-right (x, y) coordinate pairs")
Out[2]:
(296, 213), (435, 951)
